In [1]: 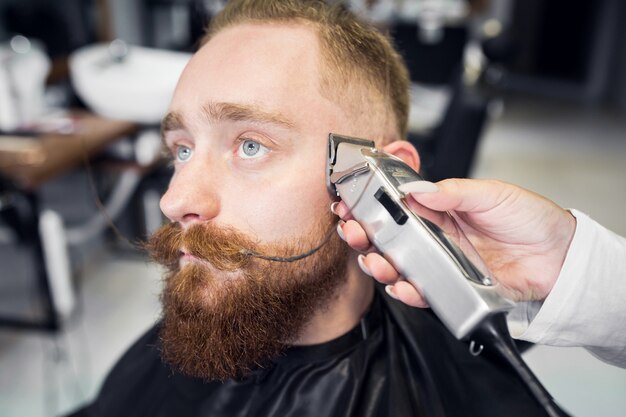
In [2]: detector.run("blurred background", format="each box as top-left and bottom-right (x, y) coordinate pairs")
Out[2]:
(0, 0), (624, 416)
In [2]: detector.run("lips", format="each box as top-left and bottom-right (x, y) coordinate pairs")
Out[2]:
(179, 248), (243, 280)
(180, 248), (206, 266)
(180, 251), (197, 265)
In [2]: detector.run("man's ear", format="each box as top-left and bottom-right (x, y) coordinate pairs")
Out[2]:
(382, 140), (421, 172)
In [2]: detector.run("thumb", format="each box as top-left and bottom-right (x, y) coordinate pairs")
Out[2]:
(400, 178), (513, 214)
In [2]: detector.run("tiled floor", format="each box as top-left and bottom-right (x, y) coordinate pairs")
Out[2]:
(1, 97), (625, 416)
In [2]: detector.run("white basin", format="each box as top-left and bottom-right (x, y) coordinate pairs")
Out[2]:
(70, 43), (191, 124)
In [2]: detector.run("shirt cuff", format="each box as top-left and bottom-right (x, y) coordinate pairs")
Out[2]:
(512, 209), (626, 349)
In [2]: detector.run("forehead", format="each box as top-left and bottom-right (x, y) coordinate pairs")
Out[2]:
(169, 23), (336, 125)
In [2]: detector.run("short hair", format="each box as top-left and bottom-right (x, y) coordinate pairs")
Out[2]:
(201, 0), (410, 138)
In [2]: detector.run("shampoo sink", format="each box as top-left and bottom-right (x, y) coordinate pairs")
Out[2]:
(70, 42), (191, 124)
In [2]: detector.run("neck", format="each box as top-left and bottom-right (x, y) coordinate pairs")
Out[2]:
(294, 252), (374, 345)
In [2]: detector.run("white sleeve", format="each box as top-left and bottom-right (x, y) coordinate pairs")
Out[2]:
(507, 209), (626, 367)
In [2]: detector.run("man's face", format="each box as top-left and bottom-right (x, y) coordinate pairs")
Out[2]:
(154, 23), (357, 380)
(160, 23), (354, 241)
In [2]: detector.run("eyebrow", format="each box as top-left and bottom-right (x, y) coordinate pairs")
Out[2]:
(202, 102), (295, 129)
(161, 111), (184, 141)
(160, 101), (295, 142)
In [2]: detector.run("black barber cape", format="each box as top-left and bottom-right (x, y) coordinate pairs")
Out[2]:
(69, 286), (545, 417)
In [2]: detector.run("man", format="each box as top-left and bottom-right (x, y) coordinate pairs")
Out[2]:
(71, 1), (551, 416)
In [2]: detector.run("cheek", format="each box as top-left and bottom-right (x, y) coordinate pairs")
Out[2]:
(223, 159), (332, 243)
(280, 148), (332, 223)
(279, 172), (332, 227)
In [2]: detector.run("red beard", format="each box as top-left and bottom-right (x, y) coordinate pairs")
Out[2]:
(145, 216), (347, 381)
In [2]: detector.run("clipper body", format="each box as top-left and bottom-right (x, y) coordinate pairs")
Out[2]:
(327, 134), (514, 340)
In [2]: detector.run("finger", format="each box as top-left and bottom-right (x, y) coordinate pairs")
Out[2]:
(397, 180), (439, 194)
(358, 253), (399, 284)
(388, 281), (429, 308)
(404, 178), (514, 214)
(338, 220), (372, 252)
(330, 201), (354, 221)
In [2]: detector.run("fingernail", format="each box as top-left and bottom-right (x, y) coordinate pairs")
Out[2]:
(357, 254), (372, 276)
(385, 285), (399, 300)
(398, 181), (438, 194)
(330, 201), (339, 215)
(336, 220), (346, 241)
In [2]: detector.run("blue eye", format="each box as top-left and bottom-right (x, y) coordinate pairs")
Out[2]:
(176, 145), (193, 162)
(238, 139), (269, 159)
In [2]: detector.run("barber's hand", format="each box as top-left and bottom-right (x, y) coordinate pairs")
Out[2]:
(331, 178), (577, 308)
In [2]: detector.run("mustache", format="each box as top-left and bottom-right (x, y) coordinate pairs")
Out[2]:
(146, 222), (255, 272)
(145, 221), (338, 271)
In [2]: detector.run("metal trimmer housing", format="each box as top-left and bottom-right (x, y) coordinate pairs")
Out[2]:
(327, 133), (514, 340)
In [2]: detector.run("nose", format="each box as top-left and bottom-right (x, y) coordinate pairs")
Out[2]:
(160, 160), (220, 226)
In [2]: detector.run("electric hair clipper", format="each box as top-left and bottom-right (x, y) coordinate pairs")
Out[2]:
(327, 134), (515, 340)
